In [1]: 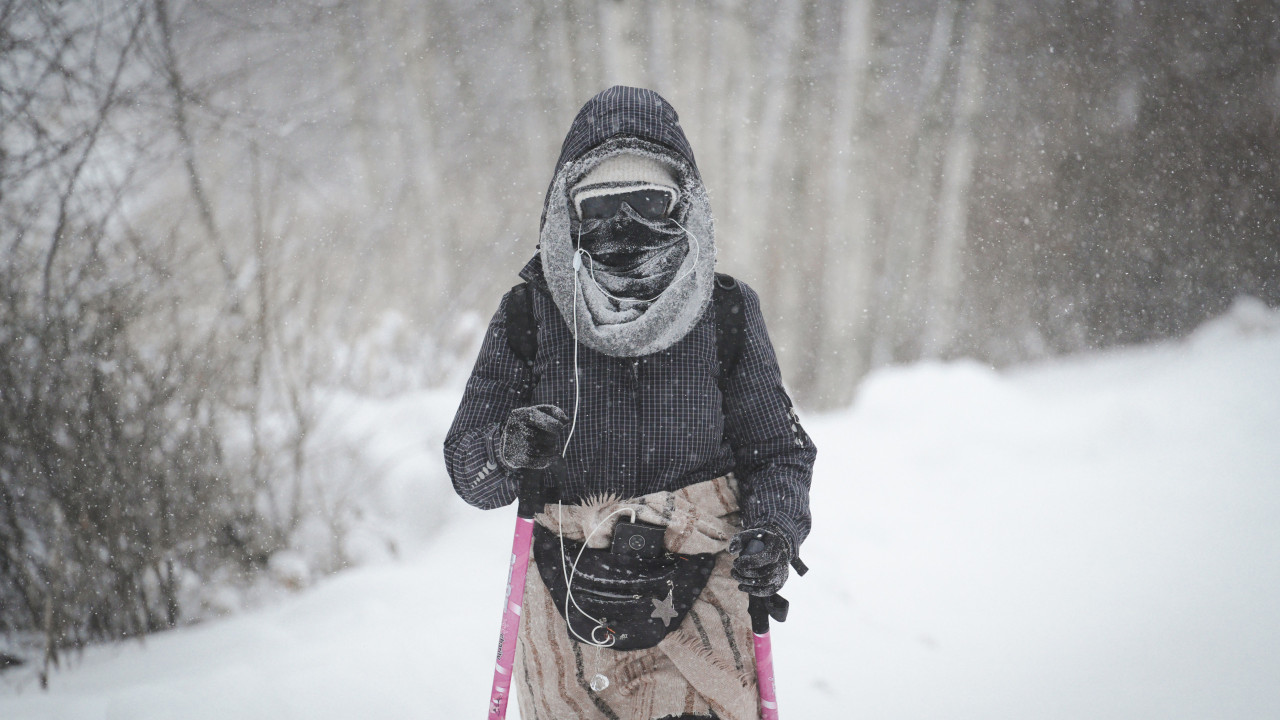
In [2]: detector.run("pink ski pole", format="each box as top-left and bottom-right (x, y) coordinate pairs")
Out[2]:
(486, 464), (556, 719)
(748, 594), (785, 720)
(743, 541), (807, 720)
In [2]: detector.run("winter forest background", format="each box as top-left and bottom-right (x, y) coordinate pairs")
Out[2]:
(2, 0), (1279, 703)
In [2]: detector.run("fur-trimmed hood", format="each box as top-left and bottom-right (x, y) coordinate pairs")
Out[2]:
(536, 86), (717, 358)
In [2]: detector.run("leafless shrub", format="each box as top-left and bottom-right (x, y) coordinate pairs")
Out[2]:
(0, 228), (254, 687)
(0, 0), (277, 683)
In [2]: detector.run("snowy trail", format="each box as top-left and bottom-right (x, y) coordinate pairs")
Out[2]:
(4, 304), (1279, 719)
(0, 510), (519, 719)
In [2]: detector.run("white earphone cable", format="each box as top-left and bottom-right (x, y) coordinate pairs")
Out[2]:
(554, 217), (695, 648)
(557, 504), (637, 647)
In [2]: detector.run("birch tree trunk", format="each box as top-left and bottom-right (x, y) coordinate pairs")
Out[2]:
(567, 0), (602, 103)
(598, 0), (645, 88)
(873, 0), (958, 365)
(743, 0), (803, 299)
(819, 0), (876, 404)
(694, 0), (731, 191)
(646, 0), (671, 94)
(789, 3), (828, 402)
(716, 10), (758, 268)
(923, 0), (991, 357)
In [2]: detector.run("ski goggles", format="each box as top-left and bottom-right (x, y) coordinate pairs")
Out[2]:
(572, 184), (679, 222)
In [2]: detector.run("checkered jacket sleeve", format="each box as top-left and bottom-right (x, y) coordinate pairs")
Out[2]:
(443, 292), (531, 509)
(722, 282), (817, 553)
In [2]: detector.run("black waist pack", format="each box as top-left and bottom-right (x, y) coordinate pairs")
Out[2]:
(533, 524), (717, 650)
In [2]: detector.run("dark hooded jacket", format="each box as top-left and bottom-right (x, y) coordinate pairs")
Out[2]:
(444, 87), (816, 551)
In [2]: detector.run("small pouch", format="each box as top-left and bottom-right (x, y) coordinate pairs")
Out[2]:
(533, 524), (716, 650)
(610, 520), (666, 558)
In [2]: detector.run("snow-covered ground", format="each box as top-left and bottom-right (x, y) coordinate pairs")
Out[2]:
(4, 300), (1279, 719)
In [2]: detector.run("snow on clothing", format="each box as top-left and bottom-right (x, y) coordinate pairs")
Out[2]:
(443, 85), (815, 720)
(517, 476), (760, 720)
(540, 132), (717, 359)
(444, 256), (815, 552)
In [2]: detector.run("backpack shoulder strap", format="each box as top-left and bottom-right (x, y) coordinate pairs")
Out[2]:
(505, 282), (538, 368)
(713, 273), (746, 384)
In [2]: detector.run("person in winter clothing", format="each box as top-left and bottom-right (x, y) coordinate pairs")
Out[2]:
(444, 86), (816, 720)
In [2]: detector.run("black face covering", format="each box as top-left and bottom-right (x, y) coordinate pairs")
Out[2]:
(572, 204), (689, 303)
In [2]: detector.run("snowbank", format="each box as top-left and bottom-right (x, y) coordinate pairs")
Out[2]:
(4, 300), (1279, 719)
(793, 298), (1280, 719)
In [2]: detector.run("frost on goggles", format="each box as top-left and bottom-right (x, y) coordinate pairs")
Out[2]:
(572, 184), (679, 222)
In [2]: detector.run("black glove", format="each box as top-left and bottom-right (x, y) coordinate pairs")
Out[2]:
(729, 526), (792, 597)
(498, 404), (569, 470)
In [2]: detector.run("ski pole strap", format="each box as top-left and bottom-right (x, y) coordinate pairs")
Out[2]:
(748, 594), (790, 635)
(791, 556), (809, 576)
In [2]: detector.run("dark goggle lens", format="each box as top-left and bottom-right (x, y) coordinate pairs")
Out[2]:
(578, 189), (675, 221)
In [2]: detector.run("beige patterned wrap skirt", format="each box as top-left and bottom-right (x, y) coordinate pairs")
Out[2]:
(514, 475), (761, 720)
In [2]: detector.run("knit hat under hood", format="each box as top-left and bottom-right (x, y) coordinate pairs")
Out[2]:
(538, 86), (717, 358)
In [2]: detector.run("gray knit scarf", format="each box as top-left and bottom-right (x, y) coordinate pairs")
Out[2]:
(540, 138), (717, 357)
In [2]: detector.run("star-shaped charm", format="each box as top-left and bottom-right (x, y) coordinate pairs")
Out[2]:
(651, 590), (678, 627)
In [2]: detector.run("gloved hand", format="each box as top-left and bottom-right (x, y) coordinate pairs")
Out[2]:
(729, 526), (792, 597)
(498, 404), (569, 470)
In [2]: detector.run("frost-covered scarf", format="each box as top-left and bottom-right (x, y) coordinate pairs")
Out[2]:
(540, 137), (717, 357)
